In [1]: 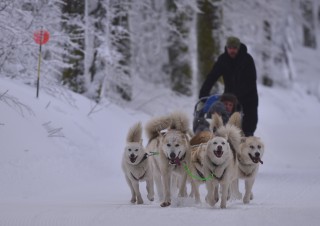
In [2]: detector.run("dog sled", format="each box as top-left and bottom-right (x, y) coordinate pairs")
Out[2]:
(192, 93), (242, 134)
(193, 94), (220, 119)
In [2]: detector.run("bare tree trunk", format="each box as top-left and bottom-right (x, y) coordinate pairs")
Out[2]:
(196, 0), (222, 91)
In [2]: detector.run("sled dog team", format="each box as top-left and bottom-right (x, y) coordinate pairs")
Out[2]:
(122, 111), (265, 208)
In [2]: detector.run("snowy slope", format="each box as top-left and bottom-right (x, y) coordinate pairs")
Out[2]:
(0, 78), (320, 226)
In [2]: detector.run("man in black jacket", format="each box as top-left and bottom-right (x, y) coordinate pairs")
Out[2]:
(199, 36), (258, 137)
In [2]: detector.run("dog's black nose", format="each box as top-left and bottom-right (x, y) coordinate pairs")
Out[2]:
(255, 152), (260, 157)
(170, 152), (176, 159)
(130, 153), (135, 158)
(217, 145), (222, 152)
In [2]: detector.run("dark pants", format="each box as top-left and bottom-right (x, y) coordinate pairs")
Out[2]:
(241, 103), (258, 137)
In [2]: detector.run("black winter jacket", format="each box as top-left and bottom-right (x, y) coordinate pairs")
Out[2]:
(199, 43), (258, 107)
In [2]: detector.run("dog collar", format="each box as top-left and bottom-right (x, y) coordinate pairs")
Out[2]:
(134, 153), (149, 166)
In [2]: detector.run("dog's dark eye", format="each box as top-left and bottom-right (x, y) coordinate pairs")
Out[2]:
(134, 149), (138, 152)
(257, 145), (261, 149)
(222, 142), (225, 145)
(213, 142), (217, 145)
(250, 145), (254, 149)
(128, 149), (131, 152)
(175, 144), (179, 147)
(167, 144), (171, 147)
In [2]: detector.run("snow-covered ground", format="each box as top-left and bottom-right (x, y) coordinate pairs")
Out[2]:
(1, 77), (320, 226)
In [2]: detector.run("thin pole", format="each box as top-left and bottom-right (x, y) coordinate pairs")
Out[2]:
(36, 39), (42, 98)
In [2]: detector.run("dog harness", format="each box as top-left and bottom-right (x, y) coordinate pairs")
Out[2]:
(209, 168), (226, 181)
(129, 152), (159, 181)
(130, 171), (147, 181)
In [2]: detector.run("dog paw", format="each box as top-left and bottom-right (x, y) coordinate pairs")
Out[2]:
(243, 196), (250, 204)
(250, 192), (254, 200)
(235, 192), (242, 200)
(130, 197), (136, 203)
(147, 194), (154, 202)
(137, 197), (144, 204)
(160, 201), (171, 207)
(178, 191), (187, 198)
(205, 195), (216, 207)
(220, 203), (227, 209)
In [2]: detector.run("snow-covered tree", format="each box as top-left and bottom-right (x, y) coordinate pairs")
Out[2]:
(60, 0), (86, 93)
(0, 0), (65, 86)
(166, 0), (195, 96)
(1, 0), (320, 103)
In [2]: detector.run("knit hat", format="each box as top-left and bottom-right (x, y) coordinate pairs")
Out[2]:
(226, 36), (240, 49)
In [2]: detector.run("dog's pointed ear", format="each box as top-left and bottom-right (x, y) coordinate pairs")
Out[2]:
(241, 137), (246, 143)
(212, 126), (217, 134)
(226, 140), (231, 149)
(182, 133), (188, 141)
(159, 129), (168, 137)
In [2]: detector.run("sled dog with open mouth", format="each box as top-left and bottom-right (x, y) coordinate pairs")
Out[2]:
(189, 113), (241, 206)
(121, 122), (154, 204)
(198, 122), (241, 208)
(232, 136), (265, 204)
(145, 111), (191, 207)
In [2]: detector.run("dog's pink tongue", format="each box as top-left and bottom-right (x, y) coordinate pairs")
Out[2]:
(174, 157), (181, 166)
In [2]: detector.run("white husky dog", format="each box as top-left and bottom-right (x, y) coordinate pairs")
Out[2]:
(189, 113), (241, 205)
(145, 111), (191, 207)
(200, 123), (241, 208)
(122, 122), (154, 204)
(232, 136), (265, 204)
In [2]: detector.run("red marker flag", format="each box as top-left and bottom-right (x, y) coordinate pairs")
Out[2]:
(33, 29), (50, 98)
(33, 30), (50, 45)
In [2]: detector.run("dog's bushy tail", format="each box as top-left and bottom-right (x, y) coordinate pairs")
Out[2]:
(169, 111), (190, 134)
(211, 113), (224, 132)
(127, 122), (143, 143)
(227, 112), (242, 130)
(216, 124), (241, 154)
(145, 115), (171, 141)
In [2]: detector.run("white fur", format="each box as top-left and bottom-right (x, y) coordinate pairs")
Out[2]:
(202, 135), (239, 208)
(145, 111), (191, 207)
(122, 122), (154, 204)
(232, 136), (265, 204)
(189, 123), (241, 208)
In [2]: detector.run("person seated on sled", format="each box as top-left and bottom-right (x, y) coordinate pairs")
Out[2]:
(193, 93), (239, 133)
(207, 93), (240, 120)
(220, 92), (240, 114)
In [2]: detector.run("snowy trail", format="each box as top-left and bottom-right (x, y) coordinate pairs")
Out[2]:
(1, 165), (320, 226)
